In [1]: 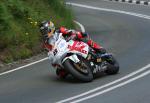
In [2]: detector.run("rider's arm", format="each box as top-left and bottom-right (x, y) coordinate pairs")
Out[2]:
(59, 27), (72, 35)
(59, 27), (88, 40)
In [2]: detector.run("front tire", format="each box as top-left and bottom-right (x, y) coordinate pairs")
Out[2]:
(63, 56), (93, 82)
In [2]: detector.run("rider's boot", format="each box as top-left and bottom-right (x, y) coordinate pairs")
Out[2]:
(87, 39), (108, 60)
(94, 48), (108, 62)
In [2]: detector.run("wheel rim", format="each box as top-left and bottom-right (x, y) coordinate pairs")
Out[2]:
(73, 62), (89, 75)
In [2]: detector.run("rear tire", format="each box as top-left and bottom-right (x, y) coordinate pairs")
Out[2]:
(63, 56), (93, 82)
(105, 56), (119, 75)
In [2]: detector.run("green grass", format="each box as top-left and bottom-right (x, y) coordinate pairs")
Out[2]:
(0, 0), (75, 63)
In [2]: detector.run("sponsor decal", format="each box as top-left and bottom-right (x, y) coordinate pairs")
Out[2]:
(68, 41), (88, 54)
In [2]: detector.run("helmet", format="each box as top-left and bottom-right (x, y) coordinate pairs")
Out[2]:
(39, 20), (55, 40)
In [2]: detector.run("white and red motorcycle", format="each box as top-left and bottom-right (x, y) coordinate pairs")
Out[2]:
(48, 32), (119, 82)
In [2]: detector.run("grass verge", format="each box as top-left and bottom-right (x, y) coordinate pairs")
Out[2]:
(0, 0), (75, 64)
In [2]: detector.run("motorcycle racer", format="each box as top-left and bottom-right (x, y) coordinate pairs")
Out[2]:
(39, 20), (107, 77)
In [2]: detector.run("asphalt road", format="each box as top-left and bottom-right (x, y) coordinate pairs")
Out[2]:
(0, 0), (150, 103)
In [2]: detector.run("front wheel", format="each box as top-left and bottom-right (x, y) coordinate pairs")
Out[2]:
(63, 56), (93, 82)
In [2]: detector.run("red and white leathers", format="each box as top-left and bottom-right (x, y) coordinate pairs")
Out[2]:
(59, 27), (105, 52)
(43, 26), (106, 55)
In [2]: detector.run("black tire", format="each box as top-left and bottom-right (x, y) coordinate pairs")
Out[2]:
(63, 57), (93, 82)
(105, 56), (119, 75)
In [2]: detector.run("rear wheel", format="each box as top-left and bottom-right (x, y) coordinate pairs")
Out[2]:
(63, 56), (93, 82)
(105, 56), (119, 75)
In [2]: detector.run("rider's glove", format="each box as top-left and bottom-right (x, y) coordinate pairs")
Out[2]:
(67, 30), (75, 35)
(66, 34), (77, 41)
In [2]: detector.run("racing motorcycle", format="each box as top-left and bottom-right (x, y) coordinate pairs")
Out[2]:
(48, 32), (119, 82)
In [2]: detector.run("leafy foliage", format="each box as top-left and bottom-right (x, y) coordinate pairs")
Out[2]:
(0, 0), (74, 63)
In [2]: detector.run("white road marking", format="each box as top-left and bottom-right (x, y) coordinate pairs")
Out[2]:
(0, 57), (48, 76)
(74, 20), (85, 32)
(72, 68), (150, 103)
(57, 64), (150, 103)
(66, 2), (150, 20)
(0, 21), (85, 76)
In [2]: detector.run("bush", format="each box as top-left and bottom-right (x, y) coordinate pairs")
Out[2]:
(47, 0), (74, 28)
(0, 0), (75, 64)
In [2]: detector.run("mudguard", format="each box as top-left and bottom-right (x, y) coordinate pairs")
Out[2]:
(62, 54), (80, 64)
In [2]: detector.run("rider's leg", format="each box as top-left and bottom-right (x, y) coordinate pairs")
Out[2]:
(84, 38), (107, 54)
(52, 63), (68, 78)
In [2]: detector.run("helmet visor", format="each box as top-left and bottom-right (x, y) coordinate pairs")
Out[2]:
(40, 27), (51, 35)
